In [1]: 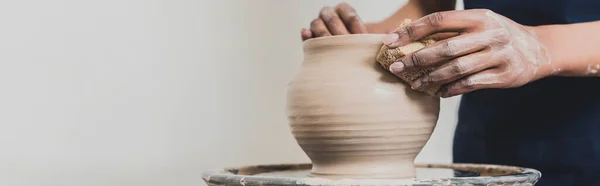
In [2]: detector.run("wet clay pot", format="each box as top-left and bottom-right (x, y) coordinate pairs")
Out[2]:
(286, 34), (441, 179)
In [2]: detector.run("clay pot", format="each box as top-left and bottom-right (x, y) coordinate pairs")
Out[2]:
(286, 34), (440, 179)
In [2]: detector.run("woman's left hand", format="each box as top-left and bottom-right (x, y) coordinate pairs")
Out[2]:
(382, 9), (554, 97)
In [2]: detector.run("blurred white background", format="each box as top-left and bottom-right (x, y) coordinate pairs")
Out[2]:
(0, 0), (462, 186)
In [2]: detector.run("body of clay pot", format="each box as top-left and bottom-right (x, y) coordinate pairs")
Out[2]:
(286, 34), (440, 179)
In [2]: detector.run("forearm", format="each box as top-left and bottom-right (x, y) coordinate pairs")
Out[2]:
(368, 0), (456, 33)
(533, 21), (600, 77)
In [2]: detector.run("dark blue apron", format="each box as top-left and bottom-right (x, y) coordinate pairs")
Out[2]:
(455, 1), (600, 186)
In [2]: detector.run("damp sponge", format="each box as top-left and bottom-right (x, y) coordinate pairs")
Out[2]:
(375, 19), (440, 96)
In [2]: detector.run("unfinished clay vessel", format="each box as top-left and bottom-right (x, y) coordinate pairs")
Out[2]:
(286, 34), (440, 179)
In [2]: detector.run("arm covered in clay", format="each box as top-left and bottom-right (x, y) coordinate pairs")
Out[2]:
(533, 21), (600, 77)
(380, 9), (599, 97)
(300, 0), (456, 41)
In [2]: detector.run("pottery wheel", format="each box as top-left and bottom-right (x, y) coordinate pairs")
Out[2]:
(202, 163), (541, 186)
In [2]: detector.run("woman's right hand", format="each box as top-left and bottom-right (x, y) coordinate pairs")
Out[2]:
(301, 3), (384, 41)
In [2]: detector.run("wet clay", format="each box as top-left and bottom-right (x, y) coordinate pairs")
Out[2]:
(286, 34), (440, 179)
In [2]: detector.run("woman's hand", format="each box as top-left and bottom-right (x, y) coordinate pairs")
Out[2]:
(301, 3), (386, 41)
(382, 9), (554, 97)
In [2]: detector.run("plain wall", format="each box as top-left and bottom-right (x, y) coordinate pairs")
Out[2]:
(0, 1), (462, 186)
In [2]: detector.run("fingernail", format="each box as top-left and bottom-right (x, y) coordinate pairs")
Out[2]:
(411, 80), (422, 90)
(389, 62), (404, 74)
(301, 28), (310, 34)
(382, 33), (399, 45)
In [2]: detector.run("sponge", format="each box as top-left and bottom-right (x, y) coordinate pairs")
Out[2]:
(375, 19), (440, 96)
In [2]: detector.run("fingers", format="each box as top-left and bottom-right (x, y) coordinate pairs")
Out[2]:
(301, 28), (313, 41)
(383, 9), (493, 48)
(301, 3), (367, 41)
(410, 50), (494, 92)
(437, 68), (505, 97)
(320, 7), (350, 35)
(336, 2), (368, 34)
(389, 29), (504, 74)
(425, 32), (460, 41)
(310, 18), (331, 37)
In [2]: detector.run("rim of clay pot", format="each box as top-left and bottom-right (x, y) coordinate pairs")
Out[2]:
(303, 34), (386, 47)
(304, 33), (385, 40)
(202, 163), (541, 186)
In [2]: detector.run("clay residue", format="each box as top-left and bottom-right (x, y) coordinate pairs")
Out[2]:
(375, 19), (440, 95)
(239, 177), (246, 186)
(586, 64), (600, 75)
(295, 177), (418, 186)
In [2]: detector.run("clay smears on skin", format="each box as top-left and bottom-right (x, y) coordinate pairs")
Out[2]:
(586, 64), (600, 75)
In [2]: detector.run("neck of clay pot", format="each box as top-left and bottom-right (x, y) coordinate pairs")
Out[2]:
(302, 34), (385, 66)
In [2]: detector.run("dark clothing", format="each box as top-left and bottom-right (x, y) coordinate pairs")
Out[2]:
(455, 1), (600, 186)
